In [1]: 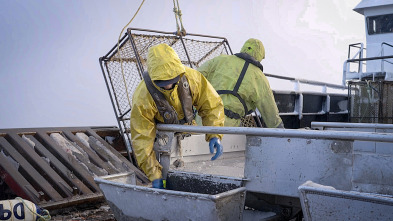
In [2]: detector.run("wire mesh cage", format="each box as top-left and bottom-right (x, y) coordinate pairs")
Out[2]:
(99, 28), (232, 161)
(240, 115), (258, 127)
(348, 80), (393, 124)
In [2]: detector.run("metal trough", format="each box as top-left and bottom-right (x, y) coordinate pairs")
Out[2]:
(299, 182), (393, 221)
(94, 171), (246, 221)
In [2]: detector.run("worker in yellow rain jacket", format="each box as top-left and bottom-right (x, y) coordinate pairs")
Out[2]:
(197, 38), (284, 128)
(130, 43), (225, 189)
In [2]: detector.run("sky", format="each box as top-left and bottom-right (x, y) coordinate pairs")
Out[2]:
(0, 0), (365, 129)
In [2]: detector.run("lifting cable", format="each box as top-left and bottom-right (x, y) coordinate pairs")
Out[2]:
(116, 0), (145, 118)
(173, 0), (186, 36)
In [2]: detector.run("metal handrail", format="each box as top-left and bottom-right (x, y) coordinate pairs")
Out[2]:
(343, 42), (393, 84)
(343, 43), (365, 85)
(347, 55), (393, 62)
(311, 121), (393, 129)
(156, 124), (393, 142)
(381, 42), (393, 72)
(264, 72), (347, 91)
(346, 55), (393, 82)
(349, 43), (365, 73)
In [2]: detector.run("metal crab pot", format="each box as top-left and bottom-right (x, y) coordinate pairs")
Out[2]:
(99, 28), (232, 164)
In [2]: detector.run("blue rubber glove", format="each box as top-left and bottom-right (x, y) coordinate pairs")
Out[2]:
(152, 179), (164, 189)
(209, 137), (223, 161)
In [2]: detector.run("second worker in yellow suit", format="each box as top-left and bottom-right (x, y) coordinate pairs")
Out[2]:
(130, 43), (225, 188)
(197, 38), (284, 128)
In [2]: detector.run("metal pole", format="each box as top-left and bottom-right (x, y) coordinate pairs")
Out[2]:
(127, 28), (145, 80)
(99, 58), (134, 164)
(264, 72), (347, 90)
(127, 28), (229, 41)
(311, 122), (393, 129)
(156, 124), (393, 142)
(179, 36), (193, 68)
(103, 33), (129, 59)
(347, 55), (393, 62)
(224, 38), (233, 55)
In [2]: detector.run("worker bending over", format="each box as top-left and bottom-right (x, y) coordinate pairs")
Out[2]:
(130, 43), (225, 189)
(198, 38), (284, 128)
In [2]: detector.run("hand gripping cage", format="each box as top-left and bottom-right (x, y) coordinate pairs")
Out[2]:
(99, 28), (233, 163)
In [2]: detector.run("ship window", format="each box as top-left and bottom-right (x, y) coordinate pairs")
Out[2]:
(367, 14), (393, 35)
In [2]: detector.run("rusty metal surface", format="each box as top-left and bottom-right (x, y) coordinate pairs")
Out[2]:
(0, 126), (148, 210)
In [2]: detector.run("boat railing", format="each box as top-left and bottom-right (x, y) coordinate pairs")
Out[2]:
(260, 72), (349, 126)
(156, 124), (393, 143)
(342, 43), (365, 85)
(264, 72), (347, 93)
(381, 42), (393, 72)
(343, 42), (393, 83)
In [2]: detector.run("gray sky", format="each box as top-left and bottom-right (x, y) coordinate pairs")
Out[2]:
(0, 0), (365, 129)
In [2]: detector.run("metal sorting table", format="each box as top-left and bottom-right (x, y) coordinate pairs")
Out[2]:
(156, 124), (393, 219)
(94, 171), (246, 221)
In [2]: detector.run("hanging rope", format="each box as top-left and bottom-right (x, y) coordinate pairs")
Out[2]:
(117, 0), (146, 115)
(173, 0), (186, 36)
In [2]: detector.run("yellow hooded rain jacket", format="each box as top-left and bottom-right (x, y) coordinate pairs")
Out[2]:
(130, 44), (224, 181)
(197, 38), (283, 128)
